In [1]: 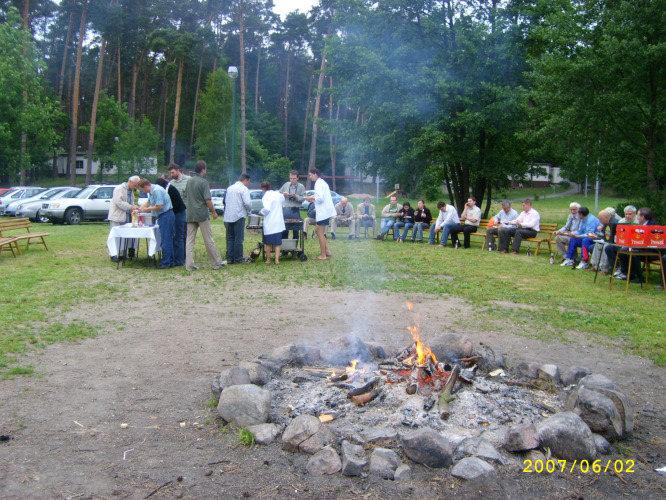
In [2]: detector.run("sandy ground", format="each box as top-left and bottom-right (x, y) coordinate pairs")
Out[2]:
(1, 280), (665, 499)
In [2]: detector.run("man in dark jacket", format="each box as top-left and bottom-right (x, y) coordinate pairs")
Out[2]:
(412, 200), (432, 242)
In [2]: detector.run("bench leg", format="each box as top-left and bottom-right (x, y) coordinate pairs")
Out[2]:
(40, 236), (48, 251)
(535, 242), (541, 256)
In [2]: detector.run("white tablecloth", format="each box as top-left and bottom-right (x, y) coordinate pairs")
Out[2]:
(107, 224), (161, 257)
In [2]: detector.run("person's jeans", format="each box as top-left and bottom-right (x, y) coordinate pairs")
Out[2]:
(379, 218), (396, 237)
(439, 222), (457, 246)
(485, 227), (500, 250)
(225, 218), (246, 263)
(157, 209), (175, 267)
(412, 222), (426, 241)
(355, 217), (374, 237)
(393, 221), (413, 240)
(565, 237), (584, 260)
(428, 223), (439, 244)
(580, 237), (596, 262)
(449, 223), (478, 248)
(173, 210), (186, 266)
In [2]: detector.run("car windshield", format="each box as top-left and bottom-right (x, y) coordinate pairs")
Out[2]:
(2, 188), (19, 197)
(62, 189), (81, 198)
(75, 186), (97, 199)
(40, 189), (65, 200)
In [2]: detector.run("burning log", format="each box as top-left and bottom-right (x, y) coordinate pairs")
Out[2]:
(438, 364), (461, 420)
(347, 377), (379, 398)
(350, 388), (381, 406)
(329, 373), (349, 383)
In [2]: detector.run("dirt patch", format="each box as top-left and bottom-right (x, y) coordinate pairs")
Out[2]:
(1, 281), (664, 498)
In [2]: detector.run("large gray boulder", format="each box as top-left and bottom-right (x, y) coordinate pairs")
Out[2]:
(504, 423), (539, 452)
(429, 333), (474, 362)
(341, 440), (367, 477)
(567, 387), (623, 440)
(400, 428), (455, 468)
(538, 364), (561, 385)
(578, 374), (618, 391)
(211, 366), (252, 398)
(307, 446), (342, 476)
(515, 362), (540, 379)
(451, 457), (495, 481)
(369, 448), (401, 480)
(263, 344), (321, 368)
(282, 414), (334, 454)
(454, 437), (504, 464)
(595, 387), (633, 436)
(537, 412), (596, 460)
(593, 433), (612, 455)
(320, 335), (373, 364)
(217, 384), (270, 427)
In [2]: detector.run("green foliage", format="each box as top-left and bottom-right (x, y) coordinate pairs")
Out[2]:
(0, 7), (62, 180)
(112, 117), (160, 178)
(206, 395), (219, 409)
(90, 95), (131, 165)
(195, 68), (233, 179)
(238, 428), (255, 447)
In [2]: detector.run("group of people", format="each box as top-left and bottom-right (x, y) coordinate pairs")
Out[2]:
(108, 165), (338, 267)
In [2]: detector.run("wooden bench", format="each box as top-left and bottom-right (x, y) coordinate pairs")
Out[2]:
(468, 219), (557, 255)
(0, 218), (50, 254)
(0, 237), (20, 257)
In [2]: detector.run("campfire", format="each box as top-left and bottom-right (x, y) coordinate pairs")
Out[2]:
(319, 302), (478, 420)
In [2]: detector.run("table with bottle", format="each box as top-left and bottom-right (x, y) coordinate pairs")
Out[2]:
(106, 212), (161, 264)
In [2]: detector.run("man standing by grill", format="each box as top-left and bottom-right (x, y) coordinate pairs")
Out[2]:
(223, 173), (252, 264)
(279, 170), (305, 239)
(183, 161), (225, 271)
(305, 168), (336, 260)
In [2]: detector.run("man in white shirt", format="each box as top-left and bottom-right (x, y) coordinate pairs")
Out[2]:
(223, 173), (252, 263)
(498, 198), (541, 253)
(449, 197), (482, 248)
(485, 200), (518, 250)
(428, 201), (460, 246)
(304, 168), (336, 260)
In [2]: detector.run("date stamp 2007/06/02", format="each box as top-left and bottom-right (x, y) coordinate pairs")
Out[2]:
(523, 459), (635, 474)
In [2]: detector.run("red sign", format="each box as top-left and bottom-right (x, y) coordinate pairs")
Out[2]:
(616, 225), (666, 247)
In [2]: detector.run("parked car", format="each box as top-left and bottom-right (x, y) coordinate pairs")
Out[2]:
(248, 189), (264, 214)
(300, 190), (343, 211)
(4, 187), (72, 217)
(211, 188), (226, 215)
(0, 187), (46, 215)
(15, 187), (81, 222)
(0, 188), (14, 196)
(42, 185), (116, 224)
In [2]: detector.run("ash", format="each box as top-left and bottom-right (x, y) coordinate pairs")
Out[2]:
(265, 365), (562, 438)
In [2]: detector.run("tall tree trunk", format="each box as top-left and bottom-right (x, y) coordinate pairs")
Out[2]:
(189, 56), (204, 155)
(140, 58), (149, 118)
(283, 52), (291, 156)
(85, 38), (107, 185)
(328, 77), (337, 191)
(19, 0), (30, 185)
(254, 48), (261, 114)
(169, 59), (184, 165)
(308, 45), (328, 173)
(58, 12), (74, 102)
(68, 0), (88, 185)
(238, 0), (248, 174)
(483, 180), (492, 218)
(128, 54), (142, 118)
(300, 73), (313, 171)
(116, 46), (122, 102)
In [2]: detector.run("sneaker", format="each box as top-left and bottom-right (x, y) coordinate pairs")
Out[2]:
(376, 234), (384, 241)
(186, 265), (199, 271)
(212, 261), (227, 270)
(613, 269), (622, 278)
(560, 259), (574, 267)
(615, 273), (627, 280)
(576, 261), (589, 270)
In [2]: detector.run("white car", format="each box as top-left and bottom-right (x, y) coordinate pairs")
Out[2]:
(42, 185), (116, 224)
(0, 187), (45, 215)
(211, 188), (226, 215)
(15, 187), (81, 222)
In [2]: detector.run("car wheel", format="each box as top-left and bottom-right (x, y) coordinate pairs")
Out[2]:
(65, 207), (83, 225)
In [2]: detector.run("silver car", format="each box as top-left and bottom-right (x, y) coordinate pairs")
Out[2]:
(0, 187), (45, 215)
(42, 185), (116, 224)
(15, 187), (81, 222)
(249, 189), (264, 214)
(211, 188), (226, 215)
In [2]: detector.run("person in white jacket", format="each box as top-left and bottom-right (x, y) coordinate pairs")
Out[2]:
(305, 168), (336, 260)
(260, 182), (286, 264)
(428, 201), (460, 245)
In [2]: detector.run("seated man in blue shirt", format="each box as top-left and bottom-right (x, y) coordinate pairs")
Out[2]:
(139, 178), (175, 269)
(561, 206), (600, 268)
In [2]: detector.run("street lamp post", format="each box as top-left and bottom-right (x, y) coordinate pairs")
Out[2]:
(228, 66), (239, 185)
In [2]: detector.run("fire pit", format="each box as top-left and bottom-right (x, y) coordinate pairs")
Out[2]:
(212, 303), (635, 480)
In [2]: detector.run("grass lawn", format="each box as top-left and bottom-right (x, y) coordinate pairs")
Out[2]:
(1, 192), (663, 378)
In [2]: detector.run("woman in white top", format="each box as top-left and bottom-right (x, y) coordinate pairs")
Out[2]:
(305, 168), (336, 260)
(260, 182), (286, 264)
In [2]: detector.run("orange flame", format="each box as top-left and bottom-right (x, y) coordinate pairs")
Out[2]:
(346, 359), (359, 376)
(406, 301), (437, 366)
(406, 301), (414, 312)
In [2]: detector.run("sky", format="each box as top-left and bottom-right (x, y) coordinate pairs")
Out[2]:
(272, 0), (319, 19)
